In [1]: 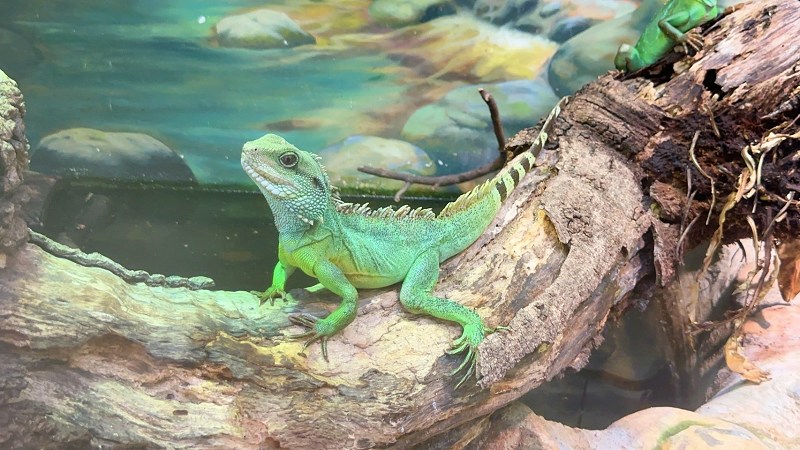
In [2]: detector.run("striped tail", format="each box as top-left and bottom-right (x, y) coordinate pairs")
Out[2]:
(439, 97), (565, 217)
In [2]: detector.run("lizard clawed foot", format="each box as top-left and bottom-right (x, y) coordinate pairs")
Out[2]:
(288, 312), (332, 360)
(446, 323), (509, 388)
(446, 322), (488, 389)
(253, 287), (294, 306)
(681, 31), (704, 53)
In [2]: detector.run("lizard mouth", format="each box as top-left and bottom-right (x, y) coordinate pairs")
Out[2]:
(241, 158), (296, 199)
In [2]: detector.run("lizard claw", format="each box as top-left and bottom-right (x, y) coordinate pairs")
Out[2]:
(253, 287), (294, 306)
(288, 313), (331, 360)
(454, 358), (477, 390)
(450, 342), (478, 390)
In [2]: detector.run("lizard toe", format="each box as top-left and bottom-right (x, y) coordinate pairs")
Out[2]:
(289, 312), (320, 328)
(288, 313), (335, 361)
(253, 288), (290, 306)
(449, 346), (474, 376)
(446, 340), (469, 355)
(454, 358), (477, 390)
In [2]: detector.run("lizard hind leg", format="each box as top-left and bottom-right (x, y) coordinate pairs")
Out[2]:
(399, 251), (490, 389)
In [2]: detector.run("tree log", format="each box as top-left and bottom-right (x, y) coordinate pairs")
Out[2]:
(1, 0), (798, 448)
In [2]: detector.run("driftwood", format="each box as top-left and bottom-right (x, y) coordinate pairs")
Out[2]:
(1, 0), (798, 448)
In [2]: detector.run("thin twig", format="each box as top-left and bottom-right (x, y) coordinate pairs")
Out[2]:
(358, 89), (508, 198)
(358, 157), (504, 189)
(676, 213), (701, 255)
(479, 88), (506, 155)
(705, 105), (721, 138)
(677, 167), (695, 259)
(760, 89), (800, 120)
(393, 182), (412, 202)
(753, 151), (768, 213)
(688, 130), (717, 225)
(746, 215), (759, 249)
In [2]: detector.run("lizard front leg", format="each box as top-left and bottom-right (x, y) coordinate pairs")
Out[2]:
(658, 4), (719, 53)
(253, 261), (296, 305)
(289, 259), (358, 360)
(614, 43), (640, 72)
(399, 250), (498, 388)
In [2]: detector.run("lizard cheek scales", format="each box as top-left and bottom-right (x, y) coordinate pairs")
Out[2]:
(241, 104), (559, 387)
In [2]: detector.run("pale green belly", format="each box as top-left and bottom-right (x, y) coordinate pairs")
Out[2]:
(345, 270), (406, 289)
(332, 249), (415, 289)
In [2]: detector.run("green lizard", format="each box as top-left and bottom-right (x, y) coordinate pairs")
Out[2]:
(615, 0), (719, 72)
(241, 104), (560, 387)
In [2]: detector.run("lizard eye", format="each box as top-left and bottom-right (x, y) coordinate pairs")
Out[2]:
(279, 151), (299, 168)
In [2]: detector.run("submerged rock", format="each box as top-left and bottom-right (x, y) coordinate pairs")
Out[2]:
(471, 0), (635, 38)
(214, 9), (315, 49)
(401, 78), (558, 172)
(369, 0), (457, 27)
(31, 128), (196, 184)
(385, 14), (558, 82)
(317, 135), (435, 194)
(547, 16), (596, 43)
(266, 0), (374, 42)
(471, 0), (541, 25)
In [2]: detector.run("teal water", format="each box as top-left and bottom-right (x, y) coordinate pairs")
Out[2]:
(3, 0), (407, 187)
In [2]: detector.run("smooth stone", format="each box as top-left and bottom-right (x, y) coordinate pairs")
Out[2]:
(369, 0), (456, 27)
(539, 1), (562, 18)
(316, 135), (435, 194)
(548, 16), (596, 43)
(214, 9), (315, 49)
(471, 0), (634, 39)
(385, 14), (558, 82)
(401, 78), (559, 173)
(472, 0), (541, 24)
(31, 128), (196, 184)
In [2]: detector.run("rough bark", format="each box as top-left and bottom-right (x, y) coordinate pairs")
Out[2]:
(0, 69), (29, 256)
(0, 0), (798, 449)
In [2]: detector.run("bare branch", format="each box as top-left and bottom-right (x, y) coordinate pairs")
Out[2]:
(479, 88), (506, 154)
(358, 89), (508, 198)
(358, 157), (503, 189)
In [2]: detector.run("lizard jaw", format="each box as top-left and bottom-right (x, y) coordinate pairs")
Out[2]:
(242, 160), (297, 200)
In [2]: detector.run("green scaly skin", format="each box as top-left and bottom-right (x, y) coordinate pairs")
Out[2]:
(241, 104), (561, 387)
(615, 0), (719, 72)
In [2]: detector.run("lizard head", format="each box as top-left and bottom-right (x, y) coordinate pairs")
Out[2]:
(241, 134), (331, 226)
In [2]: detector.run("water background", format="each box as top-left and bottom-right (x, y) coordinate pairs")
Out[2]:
(3, 0), (408, 186)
